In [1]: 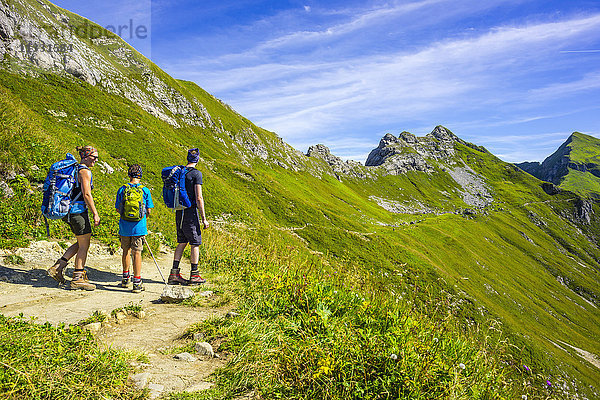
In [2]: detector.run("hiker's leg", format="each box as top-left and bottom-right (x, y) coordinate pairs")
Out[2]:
(188, 244), (205, 285)
(70, 233), (95, 290)
(174, 242), (187, 262)
(131, 236), (144, 278)
(122, 248), (131, 273)
(74, 233), (92, 270)
(120, 236), (131, 273)
(132, 250), (142, 278)
(62, 242), (79, 261)
(48, 244), (78, 283)
(168, 242), (188, 285)
(190, 244), (199, 265)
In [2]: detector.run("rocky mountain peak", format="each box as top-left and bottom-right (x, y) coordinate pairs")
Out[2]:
(515, 132), (596, 185)
(365, 126), (464, 174)
(306, 144), (333, 158)
(427, 125), (459, 142)
(398, 131), (417, 144)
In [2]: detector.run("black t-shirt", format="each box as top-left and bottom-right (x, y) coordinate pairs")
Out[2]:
(185, 167), (203, 204)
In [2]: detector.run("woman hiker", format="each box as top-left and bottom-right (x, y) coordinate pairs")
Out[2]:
(47, 145), (100, 290)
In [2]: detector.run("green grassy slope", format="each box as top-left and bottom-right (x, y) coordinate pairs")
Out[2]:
(560, 133), (600, 198)
(3, 66), (599, 397)
(518, 132), (600, 198)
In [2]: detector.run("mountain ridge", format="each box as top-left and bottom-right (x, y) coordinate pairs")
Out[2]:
(516, 131), (600, 198)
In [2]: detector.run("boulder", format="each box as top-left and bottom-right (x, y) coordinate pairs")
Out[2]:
(64, 58), (96, 85)
(32, 50), (55, 69)
(174, 352), (196, 362)
(195, 342), (214, 357)
(98, 161), (114, 174)
(160, 285), (194, 303)
(82, 322), (102, 334)
(129, 372), (150, 390)
(0, 181), (14, 198)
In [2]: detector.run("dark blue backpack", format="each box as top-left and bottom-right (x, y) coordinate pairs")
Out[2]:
(41, 153), (80, 220)
(161, 165), (192, 210)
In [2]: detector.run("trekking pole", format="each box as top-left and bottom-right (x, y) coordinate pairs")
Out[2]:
(143, 237), (167, 286)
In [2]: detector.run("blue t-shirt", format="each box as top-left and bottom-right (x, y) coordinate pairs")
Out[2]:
(115, 183), (154, 237)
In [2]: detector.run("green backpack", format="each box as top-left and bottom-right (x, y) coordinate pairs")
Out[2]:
(120, 184), (145, 222)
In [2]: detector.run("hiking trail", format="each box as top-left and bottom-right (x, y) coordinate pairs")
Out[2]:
(0, 239), (230, 398)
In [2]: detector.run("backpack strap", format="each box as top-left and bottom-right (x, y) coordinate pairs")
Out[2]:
(165, 166), (181, 182)
(72, 164), (91, 202)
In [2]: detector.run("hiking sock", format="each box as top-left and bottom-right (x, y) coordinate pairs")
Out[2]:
(133, 276), (142, 284)
(172, 260), (181, 270)
(191, 263), (199, 275)
(73, 269), (84, 280)
(122, 271), (131, 280)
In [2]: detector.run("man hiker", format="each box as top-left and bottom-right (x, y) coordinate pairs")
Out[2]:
(168, 148), (209, 285)
(47, 145), (100, 290)
(115, 164), (154, 293)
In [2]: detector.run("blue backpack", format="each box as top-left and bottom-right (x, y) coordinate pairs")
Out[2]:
(161, 165), (192, 210)
(41, 153), (81, 220)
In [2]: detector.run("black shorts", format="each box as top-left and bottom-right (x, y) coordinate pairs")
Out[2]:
(176, 208), (202, 245)
(63, 211), (92, 236)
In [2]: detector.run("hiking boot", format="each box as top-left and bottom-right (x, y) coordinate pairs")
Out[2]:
(121, 276), (131, 288)
(167, 271), (189, 286)
(47, 258), (67, 284)
(70, 270), (96, 291)
(132, 281), (145, 293)
(189, 274), (206, 285)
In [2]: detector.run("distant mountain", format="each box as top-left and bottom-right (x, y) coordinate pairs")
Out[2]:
(516, 132), (600, 197)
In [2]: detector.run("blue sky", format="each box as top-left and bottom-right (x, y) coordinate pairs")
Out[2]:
(52, 0), (600, 163)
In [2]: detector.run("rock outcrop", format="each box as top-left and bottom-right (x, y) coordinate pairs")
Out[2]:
(306, 144), (370, 179)
(0, 0), (215, 129)
(575, 198), (594, 225)
(364, 126), (468, 175)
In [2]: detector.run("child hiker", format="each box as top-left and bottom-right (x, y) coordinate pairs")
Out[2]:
(115, 164), (154, 293)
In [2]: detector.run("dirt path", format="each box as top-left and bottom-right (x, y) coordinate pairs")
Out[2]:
(0, 240), (229, 397)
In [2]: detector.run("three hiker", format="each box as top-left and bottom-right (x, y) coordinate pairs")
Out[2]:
(115, 164), (154, 293)
(46, 147), (208, 290)
(47, 145), (100, 291)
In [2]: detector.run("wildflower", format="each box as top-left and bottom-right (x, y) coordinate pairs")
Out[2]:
(390, 354), (398, 360)
(521, 395), (527, 400)
(523, 365), (530, 373)
(546, 380), (552, 387)
(458, 363), (466, 370)
(433, 337), (439, 343)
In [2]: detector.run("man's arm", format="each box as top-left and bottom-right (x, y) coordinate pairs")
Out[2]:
(195, 184), (209, 229)
(80, 169), (100, 226)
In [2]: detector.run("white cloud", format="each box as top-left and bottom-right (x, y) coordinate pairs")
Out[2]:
(162, 9), (600, 160)
(216, 14), (600, 132)
(528, 72), (600, 99)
